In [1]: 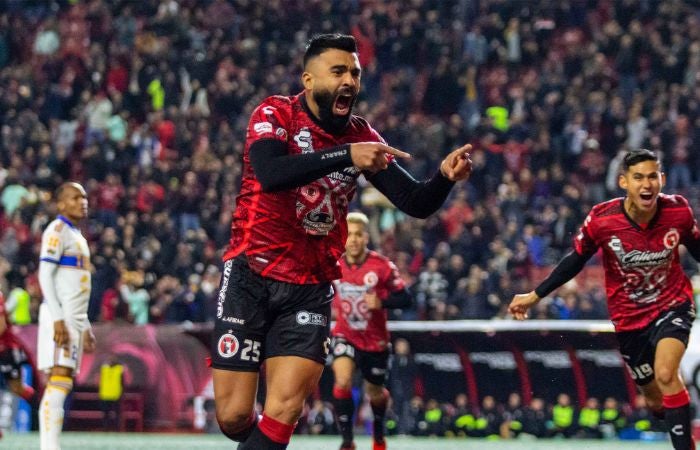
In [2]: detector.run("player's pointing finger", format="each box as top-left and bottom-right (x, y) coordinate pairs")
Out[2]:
(381, 145), (412, 159)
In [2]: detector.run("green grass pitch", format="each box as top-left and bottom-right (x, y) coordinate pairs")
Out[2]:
(0, 432), (672, 449)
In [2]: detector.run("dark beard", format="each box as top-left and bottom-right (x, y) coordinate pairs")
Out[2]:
(313, 89), (352, 134)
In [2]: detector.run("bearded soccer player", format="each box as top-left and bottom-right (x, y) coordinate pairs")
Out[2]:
(509, 149), (698, 450)
(330, 212), (411, 450)
(212, 33), (472, 450)
(38, 182), (96, 450)
(0, 290), (37, 439)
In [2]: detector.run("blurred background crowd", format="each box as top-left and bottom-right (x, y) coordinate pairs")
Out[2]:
(295, 390), (668, 441)
(1, 0), (700, 326)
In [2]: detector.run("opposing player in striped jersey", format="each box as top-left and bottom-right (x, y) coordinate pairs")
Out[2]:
(331, 212), (411, 450)
(38, 182), (96, 450)
(509, 150), (699, 450)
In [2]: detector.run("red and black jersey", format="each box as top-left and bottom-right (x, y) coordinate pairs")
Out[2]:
(0, 292), (20, 352)
(331, 250), (406, 352)
(223, 93), (384, 284)
(574, 194), (700, 331)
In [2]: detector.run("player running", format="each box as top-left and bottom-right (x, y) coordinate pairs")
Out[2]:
(331, 212), (412, 450)
(509, 149), (698, 450)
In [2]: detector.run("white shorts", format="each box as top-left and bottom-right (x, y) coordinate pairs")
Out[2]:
(38, 303), (84, 373)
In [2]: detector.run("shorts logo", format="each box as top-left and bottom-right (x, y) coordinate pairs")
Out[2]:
(296, 310), (327, 326)
(218, 333), (240, 358)
(217, 260), (233, 319)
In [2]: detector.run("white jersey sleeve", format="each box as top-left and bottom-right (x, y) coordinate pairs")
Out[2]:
(39, 221), (65, 321)
(38, 217), (91, 331)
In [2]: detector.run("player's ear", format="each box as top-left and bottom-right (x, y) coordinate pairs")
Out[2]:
(618, 173), (628, 190)
(301, 71), (314, 90)
(660, 171), (666, 188)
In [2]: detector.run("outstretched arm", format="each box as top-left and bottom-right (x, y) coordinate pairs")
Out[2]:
(249, 139), (411, 192)
(368, 144), (473, 218)
(509, 250), (592, 320)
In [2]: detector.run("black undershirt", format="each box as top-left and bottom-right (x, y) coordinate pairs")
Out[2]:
(383, 288), (413, 309)
(534, 250), (592, 299)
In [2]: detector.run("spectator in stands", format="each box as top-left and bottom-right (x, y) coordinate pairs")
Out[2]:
(118, 270), (149, 325)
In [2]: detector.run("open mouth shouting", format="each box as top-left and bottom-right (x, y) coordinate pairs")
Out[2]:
(333, 89), (356, 116)
(639, 191), (655, 207)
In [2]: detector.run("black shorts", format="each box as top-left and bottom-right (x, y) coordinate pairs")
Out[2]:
(331, 336), (389, 386)
(616, 302), (695, 386)
(211, 256), (333, 371)
(0, 347), (29, 380)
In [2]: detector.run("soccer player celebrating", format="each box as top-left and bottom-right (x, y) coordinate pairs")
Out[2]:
(212, 33), (472, 450)
(509, 149), (698, 450)
(331, 212), (412, 450)
(38, 182), (96, 450)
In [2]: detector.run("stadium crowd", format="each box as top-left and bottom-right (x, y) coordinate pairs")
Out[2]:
(1, 0), (700, 327)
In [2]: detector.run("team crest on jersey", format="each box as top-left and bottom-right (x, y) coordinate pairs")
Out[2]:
(363, 271), (378, 288)
(663, 229), (680, 249)
(217, 333), (239, 358)
(293, 128), (314, 153)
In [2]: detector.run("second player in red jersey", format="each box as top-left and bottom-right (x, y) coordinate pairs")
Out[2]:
(574, 193), (697, 331)
(331, 212), (411, 450)
(509, 150), (700, 450)
(332, 222), (407, 352)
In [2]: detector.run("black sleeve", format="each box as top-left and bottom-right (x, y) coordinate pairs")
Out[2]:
(382, 288), (413, 309)
(249, 139), (353, 192)
(533, 250), (593, 299)
(685, 236), (700, 262)
(367, 162), (455, 218)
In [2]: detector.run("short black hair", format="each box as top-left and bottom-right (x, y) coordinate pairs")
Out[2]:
(303, 34), (357, 68)
(56, 181), (84, 201)
(622, 149), (660, 172)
